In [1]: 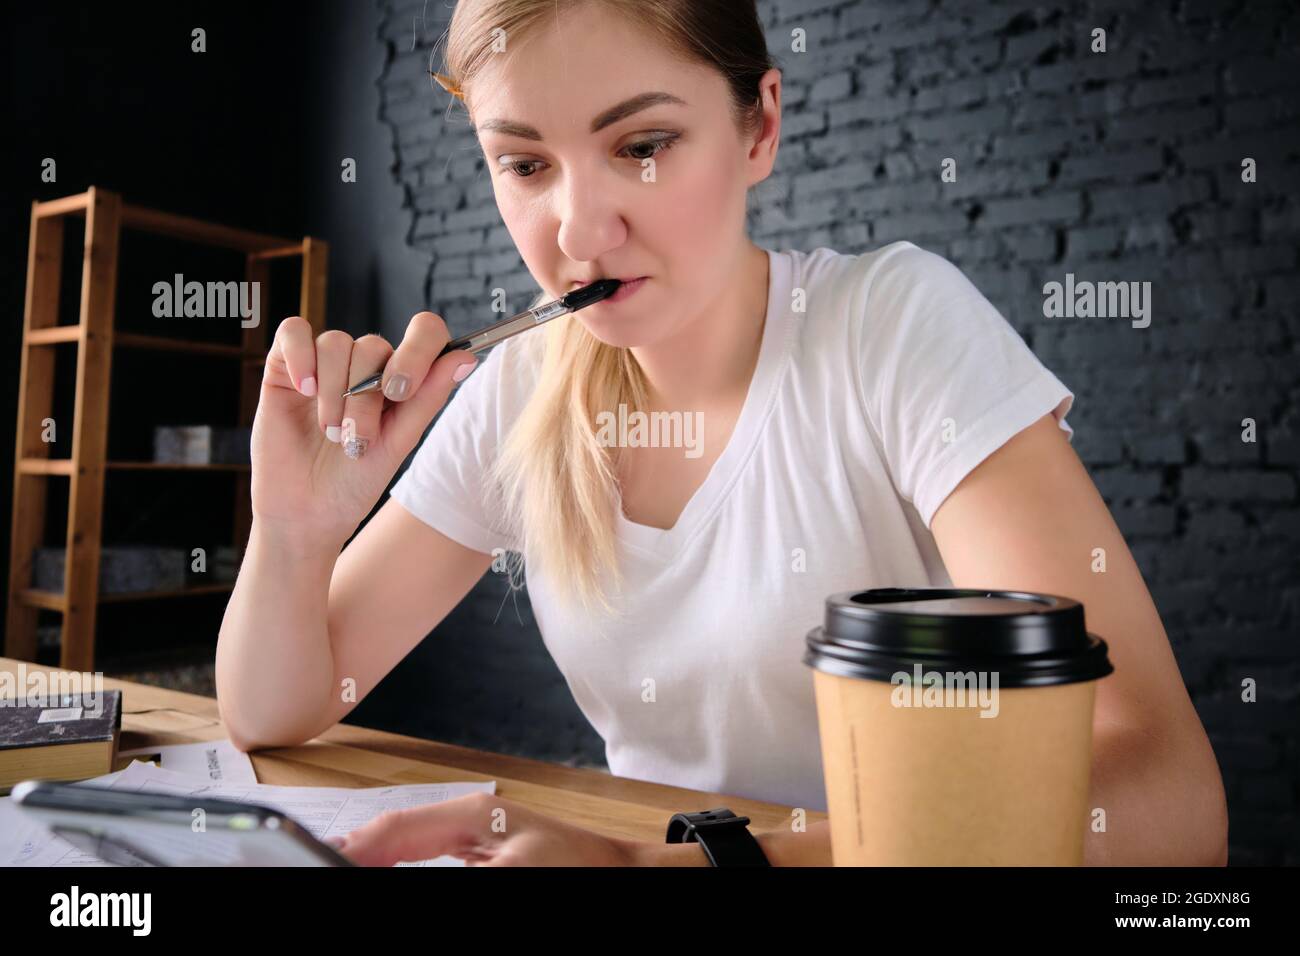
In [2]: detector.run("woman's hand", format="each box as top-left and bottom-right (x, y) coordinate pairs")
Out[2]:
(250, 311), (478, 548)
(326, 792), (650, 867)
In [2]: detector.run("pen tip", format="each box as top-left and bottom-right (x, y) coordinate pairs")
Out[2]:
(563, 278), (622, 310)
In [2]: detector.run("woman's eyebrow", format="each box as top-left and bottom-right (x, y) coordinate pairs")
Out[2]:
(472, 91), (687, 141)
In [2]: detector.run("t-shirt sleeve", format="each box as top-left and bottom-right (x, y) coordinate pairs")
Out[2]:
(853, 241), (1075, 530)
(387, 336), (525, 556)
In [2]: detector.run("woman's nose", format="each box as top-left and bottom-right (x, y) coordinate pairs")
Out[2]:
(555, 175), (628, 263)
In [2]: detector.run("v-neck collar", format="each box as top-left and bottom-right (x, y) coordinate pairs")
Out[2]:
(615, 247), (793, 562)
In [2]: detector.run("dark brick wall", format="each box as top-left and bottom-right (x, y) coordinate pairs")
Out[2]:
(369, 0), (1299, 863)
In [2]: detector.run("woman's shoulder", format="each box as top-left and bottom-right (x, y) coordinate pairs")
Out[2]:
(773, 240), (958, 350)
(785, 240), (965, 301)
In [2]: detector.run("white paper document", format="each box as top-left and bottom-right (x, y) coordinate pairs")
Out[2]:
(1, 753), (496, 867)
(117, 739), (258, 784)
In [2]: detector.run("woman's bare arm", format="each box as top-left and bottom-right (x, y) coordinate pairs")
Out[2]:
(216, 500), (494, 751)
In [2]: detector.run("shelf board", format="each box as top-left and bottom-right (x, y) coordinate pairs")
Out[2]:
(26, 327), (265, 360)
(115, 333), (259, 358)
(17, 588), (66, 611)
(118, 204), (297, 253)
(19, 581), (236, 610)
(99, 581), (236, 603)
(26, 326), (82, 345)
(249, 244), (309, 260)
(33, 192), (92, 218)
(17, 458), (75, 476)
(34, 191), (299, 253)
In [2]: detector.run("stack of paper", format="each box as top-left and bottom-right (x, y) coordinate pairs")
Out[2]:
(0, 740), (496, 867)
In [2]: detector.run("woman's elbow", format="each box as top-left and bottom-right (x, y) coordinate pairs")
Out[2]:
(1186, 734), (1230, 866)
(218, 698), (263, 753)
(217, 695), (309, 753)
(1202, 773), (1230, 866)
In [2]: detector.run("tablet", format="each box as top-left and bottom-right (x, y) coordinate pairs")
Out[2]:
(11, 779), (354, 866)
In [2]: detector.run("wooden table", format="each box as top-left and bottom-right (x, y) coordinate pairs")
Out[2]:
(1, 657), (825, 844)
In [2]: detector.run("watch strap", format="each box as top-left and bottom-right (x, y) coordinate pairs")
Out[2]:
(665, 808), (771, 867)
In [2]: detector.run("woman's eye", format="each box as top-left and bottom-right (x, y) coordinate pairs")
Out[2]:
(620, 136), (678, 162)
(498, 135), (678, 180)
(503, 159), (547, 178)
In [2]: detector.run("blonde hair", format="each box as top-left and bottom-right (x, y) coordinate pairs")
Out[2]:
(434, 0), (773, 619)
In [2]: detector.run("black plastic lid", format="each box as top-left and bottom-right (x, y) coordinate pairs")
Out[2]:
(803, 588), (1113, 688)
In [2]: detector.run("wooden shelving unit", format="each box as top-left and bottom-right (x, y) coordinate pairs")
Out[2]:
(5, 186), (329, 670)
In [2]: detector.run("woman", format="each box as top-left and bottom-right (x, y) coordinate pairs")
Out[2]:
(216, 0), (1227, 866)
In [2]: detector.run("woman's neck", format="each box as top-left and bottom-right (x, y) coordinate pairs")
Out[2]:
(629, 241), (770, 411)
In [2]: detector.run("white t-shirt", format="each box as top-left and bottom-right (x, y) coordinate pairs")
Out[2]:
(389, 240), (1074, 812)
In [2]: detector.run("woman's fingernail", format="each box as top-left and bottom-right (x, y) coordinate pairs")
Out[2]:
(383, 374), (409, 400)
(325, 425), (341, 443)
(324, 835), (347, 849)
(453, 360), (477, 382)
(299, 375), (318, 397)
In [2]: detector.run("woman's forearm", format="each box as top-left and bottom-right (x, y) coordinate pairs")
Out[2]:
(689, 723), (1230, 867)
(215, 522), (342, 749)
(756, 820), (833, 865)
(1083, 722), (1229, 866)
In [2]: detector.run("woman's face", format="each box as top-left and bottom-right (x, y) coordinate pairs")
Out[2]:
(467, 4), (777, 348)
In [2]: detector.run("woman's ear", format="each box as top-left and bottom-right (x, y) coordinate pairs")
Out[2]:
(747, 67), (782, 182)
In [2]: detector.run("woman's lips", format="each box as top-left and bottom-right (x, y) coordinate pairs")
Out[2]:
(604, 277), (647, 303)
(570, 276), (648, 304)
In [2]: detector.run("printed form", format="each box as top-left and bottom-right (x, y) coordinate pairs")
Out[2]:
(1, 751), (496, 867)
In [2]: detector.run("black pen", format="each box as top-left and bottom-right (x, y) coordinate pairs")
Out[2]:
(341, 278), (622, 398)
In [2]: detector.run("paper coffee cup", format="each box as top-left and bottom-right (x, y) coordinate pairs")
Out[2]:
(804, 588), (1113, 866)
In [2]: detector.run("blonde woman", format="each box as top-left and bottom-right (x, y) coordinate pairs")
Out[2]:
(216, 0), (1227, 866)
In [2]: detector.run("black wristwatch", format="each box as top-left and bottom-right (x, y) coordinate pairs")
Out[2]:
(665, 808), (771, 866)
